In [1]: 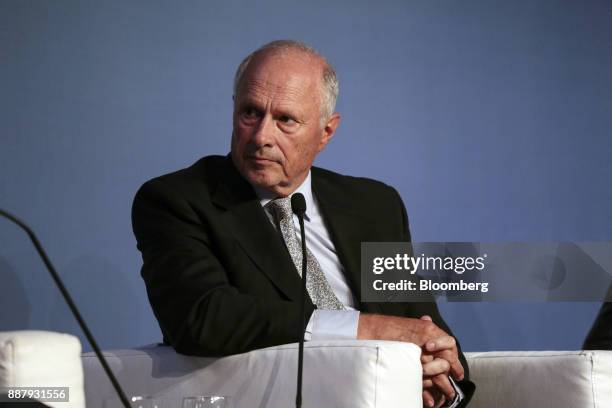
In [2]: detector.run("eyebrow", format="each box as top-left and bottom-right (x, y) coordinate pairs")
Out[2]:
(238, 98), (306, 122)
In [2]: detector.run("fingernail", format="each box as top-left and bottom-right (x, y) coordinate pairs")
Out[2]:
(428, 399), (434, 407)
(427, 341), (435, 350)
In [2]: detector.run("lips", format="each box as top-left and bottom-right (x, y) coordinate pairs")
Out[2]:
(248, 156), (276, 164)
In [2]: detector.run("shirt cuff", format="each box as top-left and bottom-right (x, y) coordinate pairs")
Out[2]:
(445, 376), (465, 408)
(304, 310), (360, 341)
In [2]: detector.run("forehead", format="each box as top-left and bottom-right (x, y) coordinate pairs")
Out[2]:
(236, 52), (323, 109)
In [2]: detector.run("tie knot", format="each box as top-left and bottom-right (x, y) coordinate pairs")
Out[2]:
(267, 197), (294, 221)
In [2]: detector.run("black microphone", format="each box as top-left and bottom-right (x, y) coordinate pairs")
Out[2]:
(0, 209), (132, 408)
(291, 193), (306, 218)
(290, 193), (307, 408)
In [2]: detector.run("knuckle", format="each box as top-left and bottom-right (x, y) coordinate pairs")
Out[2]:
(423, 322), (437, 335)
(442, 359), (451, 371)
(432, 374), (447, 387)
(442, 351), (456, 362)
(421, 355), (433, 363)
(434, 358), (450, 371)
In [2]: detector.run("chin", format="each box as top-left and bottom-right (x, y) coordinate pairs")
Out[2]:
(244, 169), (278, 189)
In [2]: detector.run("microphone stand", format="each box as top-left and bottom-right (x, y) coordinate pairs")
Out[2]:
(296, 212), (307, 408)
(290, 193), (308, 408)
(0, 209), (132, 408)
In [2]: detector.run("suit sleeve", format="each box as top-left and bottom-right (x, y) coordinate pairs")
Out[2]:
(132, 178), (314, 356)
(584, 297), (612, 350)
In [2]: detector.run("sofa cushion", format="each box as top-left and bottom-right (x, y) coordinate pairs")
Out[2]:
(0, 330), (85, 408)
(466, 350), (612, 408)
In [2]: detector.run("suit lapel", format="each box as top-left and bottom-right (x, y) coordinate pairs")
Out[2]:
(211, 159), (305, 302)
(312, 169), (382, 313)
(208, 159), (380, 311)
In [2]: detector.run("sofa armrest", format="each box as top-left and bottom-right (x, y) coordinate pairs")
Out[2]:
(82, 340), (422, 408)
(0, 330), (85, 408)
(466, 350), (612, 408)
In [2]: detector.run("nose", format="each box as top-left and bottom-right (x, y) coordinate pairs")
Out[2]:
(251, 114), (275, 148)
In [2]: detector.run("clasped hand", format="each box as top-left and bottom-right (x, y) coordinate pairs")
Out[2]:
(357, 313), (464, 408)
(418, 315), (463, 408)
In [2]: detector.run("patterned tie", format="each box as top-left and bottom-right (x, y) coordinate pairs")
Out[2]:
(267, 197), (345, 310)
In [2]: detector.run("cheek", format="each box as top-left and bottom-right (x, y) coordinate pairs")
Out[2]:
(230, 132), (241, 155)
(231, 132), (250, 170)
(232, 126), (250, 149)
(275, 137), (294, 162)
(278, 138), (312, 171)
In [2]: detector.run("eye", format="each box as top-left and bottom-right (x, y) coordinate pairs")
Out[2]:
(240, 106), (261, 123)
(278, 115), (297, 125)
(243, 107), (259, 118)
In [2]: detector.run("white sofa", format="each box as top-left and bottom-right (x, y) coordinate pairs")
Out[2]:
(83, 345), (612, 408)
(82, 340), (424, 408)
(3, 331), (612, 408)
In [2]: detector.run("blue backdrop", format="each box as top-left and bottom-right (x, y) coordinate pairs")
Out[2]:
(1, 0), (611, 352)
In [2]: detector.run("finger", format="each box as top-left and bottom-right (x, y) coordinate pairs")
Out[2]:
(422, 390), (435, 408)
(445, 354), (464, 381)
(423, 388), (445, 408)
(432, 373), (456, 401)
(425, 336), (465, 380)
(433, 350), (464, 381)
(425, 335), (456, 353)
(422, 358), (450, 377)
(434, 395), (447, 408)
(434, 349), (464, 381)
(422, 378), (434, 388)
(421, 353), (434, 363)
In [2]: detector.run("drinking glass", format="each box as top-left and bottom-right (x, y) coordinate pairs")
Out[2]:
(182, 396), (230, 408)
(103, 396), (163, 408)
(130, 396), (163, 408)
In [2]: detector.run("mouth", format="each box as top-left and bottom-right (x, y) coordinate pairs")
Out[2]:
(248, 156), (277, 165)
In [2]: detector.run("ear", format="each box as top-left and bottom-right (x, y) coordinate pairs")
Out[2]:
(317, 112), (341, 153)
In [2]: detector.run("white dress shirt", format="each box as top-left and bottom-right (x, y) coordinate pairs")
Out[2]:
(254, 171), (360, 341)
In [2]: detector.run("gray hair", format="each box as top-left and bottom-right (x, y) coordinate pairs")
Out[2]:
(233, 40), (339, 127)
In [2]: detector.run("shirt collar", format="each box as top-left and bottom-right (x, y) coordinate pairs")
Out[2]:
(254, 171), (314, 220)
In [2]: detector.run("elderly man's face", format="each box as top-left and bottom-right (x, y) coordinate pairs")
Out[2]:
(231, 51), (339, 197)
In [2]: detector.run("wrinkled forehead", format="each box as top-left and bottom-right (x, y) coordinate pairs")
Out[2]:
(236, 50), (324, 103)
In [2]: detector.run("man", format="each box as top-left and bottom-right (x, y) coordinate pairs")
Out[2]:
(132, 40), (474, 407)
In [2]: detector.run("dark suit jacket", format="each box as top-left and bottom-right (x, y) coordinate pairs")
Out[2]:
(132, 155), (474, 402)
(584, 293), (612, 350)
